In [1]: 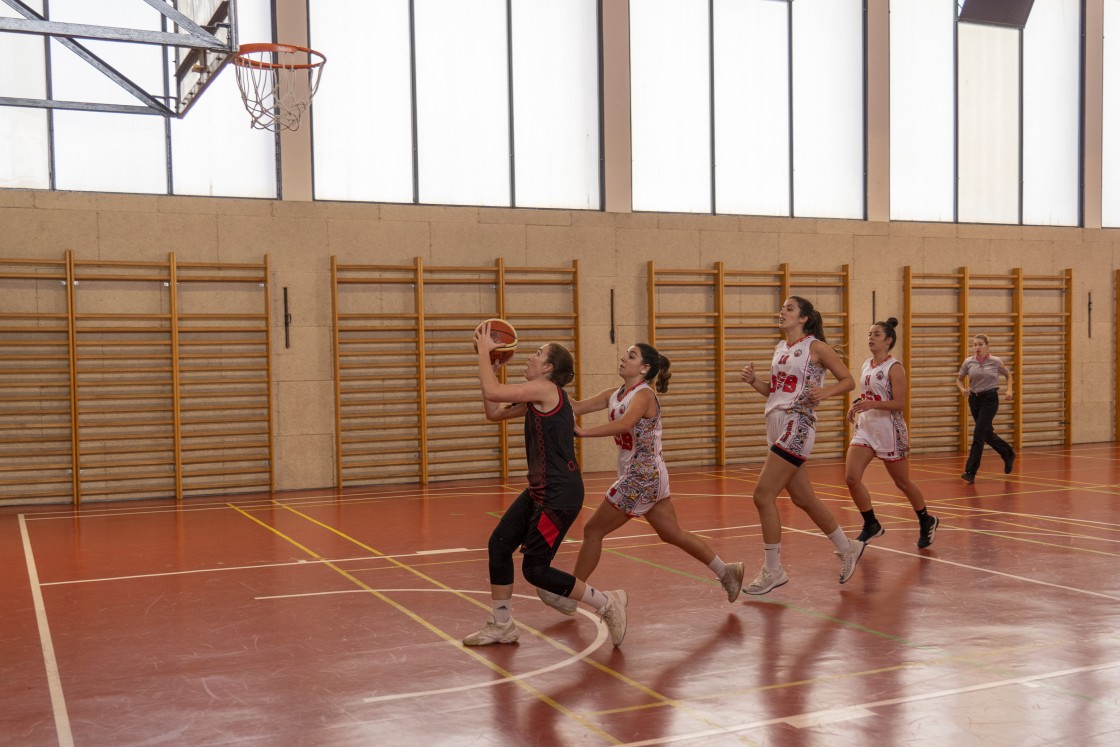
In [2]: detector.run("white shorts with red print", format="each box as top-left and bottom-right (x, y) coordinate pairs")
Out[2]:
(766, 409), (816, 463)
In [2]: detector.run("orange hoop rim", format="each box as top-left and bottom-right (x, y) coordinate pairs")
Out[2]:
(232, 43), (326, 71)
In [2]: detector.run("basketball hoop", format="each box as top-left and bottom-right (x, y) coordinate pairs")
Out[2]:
(232, 43), (326, 132)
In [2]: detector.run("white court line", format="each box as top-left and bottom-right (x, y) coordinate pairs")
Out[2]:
(786, 526), (1120, 602)
(36, 547), (498, 586)
(617, 659), (1120, 747)
(254, 587), (610, 703)
(19, 514), (73, 747)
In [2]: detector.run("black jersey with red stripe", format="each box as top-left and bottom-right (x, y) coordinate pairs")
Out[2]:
(524, 385), (583, 510)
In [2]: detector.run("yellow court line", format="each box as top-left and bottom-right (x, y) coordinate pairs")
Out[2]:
(259, 500), (758, 745)
(228, 503), (619, 744)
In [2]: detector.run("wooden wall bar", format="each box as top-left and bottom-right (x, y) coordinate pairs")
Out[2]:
(649, 262), (850, 467)
(0, 257), (75, 504)
(332, 258), (580, 487)
(0, 253), (273, 506)
(903, 266), (1072, 455)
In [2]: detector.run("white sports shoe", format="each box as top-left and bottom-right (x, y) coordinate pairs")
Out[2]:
(599, 590), (628, 647)
(720, 562), (746, 602)
(837, 538), (866, 584)
(462, 616), (518, 646)
(744, 566), (789, 596)
(537, 587), (578, 616)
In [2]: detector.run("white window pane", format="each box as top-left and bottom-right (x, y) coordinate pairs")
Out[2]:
(49, 0), (163, 108)
(0, 1), (49, 189)
(1105, 0), (1120, 226)
(1023, 0), (1079, 226)
(0, 109), (50, 189)
(890, 0), (955, 222)
(958, 22), (1019, 224)
(171, 0), (276, 198)
(52, 111), (167, 193)
(791, 0), (863, 219)
(714, 0), (790, 217)
(415, 0), (509, 207)
(511, 0), (599, 210)
(631, 0), (711, 213)
(310, 0), (414, 203)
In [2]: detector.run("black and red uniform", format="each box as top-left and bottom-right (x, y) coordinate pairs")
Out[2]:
(487, 385), (584, 594)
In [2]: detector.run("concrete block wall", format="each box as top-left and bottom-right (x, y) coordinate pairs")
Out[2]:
(1, 188), (1116, 491)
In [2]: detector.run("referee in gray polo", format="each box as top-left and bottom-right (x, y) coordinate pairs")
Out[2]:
(956, 334), (1016, 483)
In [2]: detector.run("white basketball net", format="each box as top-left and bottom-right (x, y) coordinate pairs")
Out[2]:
(233, 44), (325, 132)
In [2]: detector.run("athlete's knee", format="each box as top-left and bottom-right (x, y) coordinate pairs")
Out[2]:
(844, 470), (863, 490)
(653, 523), (684, 545)
(488, 526), (519, 558)
(582, 515), (611, 543)
(521, 555), (573, 596)
(752, 487), (779, 510)
(787, 491), (815, 510)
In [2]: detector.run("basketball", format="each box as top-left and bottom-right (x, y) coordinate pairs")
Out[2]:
(475, 318), (518, 363)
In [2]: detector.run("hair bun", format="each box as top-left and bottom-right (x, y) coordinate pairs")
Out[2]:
(886, 317), (899, 329)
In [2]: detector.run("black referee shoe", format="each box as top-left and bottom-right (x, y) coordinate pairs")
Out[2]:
(1003, 452), (1016, 474)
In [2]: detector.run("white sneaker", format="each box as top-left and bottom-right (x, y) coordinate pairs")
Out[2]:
(537, 587), (578, 616)
(720, 562), (745, 602)
(462, 616), (518, 646)
(744, 566), (789, 595)
(599, 590), (628, 647)
(837, 538), (866, 584)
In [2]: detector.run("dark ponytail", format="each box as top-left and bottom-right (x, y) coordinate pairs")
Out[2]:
(875, 317), (899, 350)
(544, 343), (575, 387)
(790, 296), (827, 342)
(635, 342), (671, 394)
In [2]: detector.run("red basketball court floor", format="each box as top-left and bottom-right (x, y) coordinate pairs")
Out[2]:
(3, 444), (1119, 746)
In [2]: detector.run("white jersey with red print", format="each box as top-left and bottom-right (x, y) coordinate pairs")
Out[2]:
(850, 356), (909, 461)
(604, 381), (670, 516)
(764, 334), (825, 420)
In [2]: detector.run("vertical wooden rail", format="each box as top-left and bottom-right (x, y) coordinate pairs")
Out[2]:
(841, 264), (853, 446)
(414, 257), (429, 484)
(495, 258), (509, 482)
(647, 261), (656, 344)
(262, 255), (276, 491)
(902, 266), (913, 427)
(168, 253), (183, 501)
(779, 262), (791, 301)
(1116, 270), (1119, 442)
(571, 259), (583, 467)
(330, 256), (343, 489)
(958, 266), (971, 453)
(65, 251), (81, 506)
(1011, 267), (1024, 452)
(714, 261), (726, 466)
(1063, 268), (1073, 447)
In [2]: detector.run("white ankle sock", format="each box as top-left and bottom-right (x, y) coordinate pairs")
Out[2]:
(763, 543), (781, 572)
(579, 585), (609, 611)
(491, 598), (512, 624)
(708, 556), (728, 577)
(827, 526), (851, 552)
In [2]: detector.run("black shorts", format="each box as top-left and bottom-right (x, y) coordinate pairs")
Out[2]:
(507, 490), (581, 560)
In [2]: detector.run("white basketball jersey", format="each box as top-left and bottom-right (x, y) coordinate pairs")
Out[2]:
(852, 356), (909, 459)
(858, 356), (899, 405)
(765, 335), (824, 417)
(608, 381), (665, 479)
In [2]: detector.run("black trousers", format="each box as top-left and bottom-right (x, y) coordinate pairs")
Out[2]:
(965, 389), (1013, 475)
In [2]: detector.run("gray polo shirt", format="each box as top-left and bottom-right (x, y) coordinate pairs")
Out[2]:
(958, 355), (1009, 394)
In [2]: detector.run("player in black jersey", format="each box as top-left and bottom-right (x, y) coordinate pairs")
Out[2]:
(462, 322), (628, 647)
